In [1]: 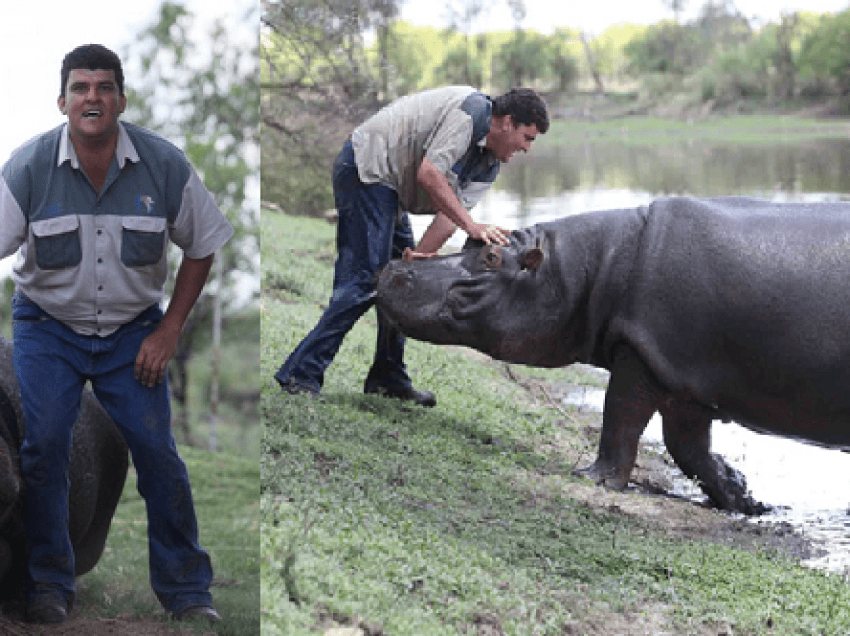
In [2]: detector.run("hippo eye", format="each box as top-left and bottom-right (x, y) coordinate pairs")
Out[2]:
(480, 246), (502, 269)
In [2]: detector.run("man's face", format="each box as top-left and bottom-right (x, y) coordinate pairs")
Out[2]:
(487, 116), (539, 163)
(57, 69), (126, 146)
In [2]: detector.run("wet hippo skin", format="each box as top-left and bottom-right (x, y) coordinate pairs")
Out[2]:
(377, 196), (850, 515)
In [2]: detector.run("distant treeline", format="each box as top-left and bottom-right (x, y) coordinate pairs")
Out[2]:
(262, 0), (850, 215)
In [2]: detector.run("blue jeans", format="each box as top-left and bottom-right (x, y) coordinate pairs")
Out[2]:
(275, 140), (416, 393)
(12, 293), (213, 613)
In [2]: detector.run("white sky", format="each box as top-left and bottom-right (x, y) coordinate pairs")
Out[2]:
(402, 0), (850, 34)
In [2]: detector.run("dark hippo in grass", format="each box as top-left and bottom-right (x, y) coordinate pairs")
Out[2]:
(0, 338), (127, 601)
(376, 196), (850, 516)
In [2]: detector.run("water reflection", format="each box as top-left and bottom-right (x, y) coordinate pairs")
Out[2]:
(411, 137), (850, 244)
(500, 138), (850, 206)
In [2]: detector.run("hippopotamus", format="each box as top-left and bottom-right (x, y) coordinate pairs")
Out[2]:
(376, 196), (850, 515)
(0, 337), (127, 600)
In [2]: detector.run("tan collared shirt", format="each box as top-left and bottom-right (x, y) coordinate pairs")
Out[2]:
(0, 122), (233, 335)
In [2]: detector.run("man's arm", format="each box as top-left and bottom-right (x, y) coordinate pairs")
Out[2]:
(415, 212), (457, 255)
(134, 253), (215, 387)
(417, 157), (508, 247)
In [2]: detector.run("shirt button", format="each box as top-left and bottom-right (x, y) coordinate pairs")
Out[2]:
(97, 310), (102, 315)
(98, 285), (103, 291)
(97, 258), (103, 263)
(97, 229), (102, 235)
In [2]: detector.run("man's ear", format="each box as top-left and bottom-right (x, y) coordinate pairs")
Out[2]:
(57, 95), (66, 115)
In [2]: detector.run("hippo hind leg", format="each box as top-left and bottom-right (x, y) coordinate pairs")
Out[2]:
(660, 400), (769, 515)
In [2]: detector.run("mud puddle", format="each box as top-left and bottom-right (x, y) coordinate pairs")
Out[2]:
(564, 385), (850, 574)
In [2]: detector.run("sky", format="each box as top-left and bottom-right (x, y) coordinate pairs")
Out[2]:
(401, 0), (850, 35)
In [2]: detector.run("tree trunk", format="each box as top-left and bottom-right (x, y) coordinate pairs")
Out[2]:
(208, 258), (223, 452)
(580, 31), (605, 95)
(776, 13), (798, 100)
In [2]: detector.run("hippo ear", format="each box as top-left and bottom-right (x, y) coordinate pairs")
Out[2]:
(520, 246), (544, 271)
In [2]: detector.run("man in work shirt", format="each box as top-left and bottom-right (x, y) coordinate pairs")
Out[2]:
(0, 44), (233, 624)
(275, 86), (548, 406)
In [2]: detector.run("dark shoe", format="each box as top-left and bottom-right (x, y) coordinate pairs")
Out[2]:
(172, 604), (221, 622)
(277, 377), (319, 398)
(26, 598), (67, 624)
(366, 385), (436, 407)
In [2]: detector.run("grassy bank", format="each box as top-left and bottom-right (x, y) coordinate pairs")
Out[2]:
(261, 211), (850, 635)
(542, 113), (850, 147)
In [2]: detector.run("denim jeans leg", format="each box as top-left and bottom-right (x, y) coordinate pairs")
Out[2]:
(89, 309), (213, 613)
(275, 140), (399, 391)
(13, 296), (85, 609)
(366, 212), (417, 391)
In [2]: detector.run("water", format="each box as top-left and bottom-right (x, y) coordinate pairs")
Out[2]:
(564, 385), (850, 574)
(408, 132), (850, 573)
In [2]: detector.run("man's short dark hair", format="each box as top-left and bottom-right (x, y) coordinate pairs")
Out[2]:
(60, 44), (125, 98)
(493, 88), (549, 134)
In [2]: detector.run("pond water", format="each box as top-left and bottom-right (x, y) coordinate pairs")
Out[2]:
(565, 385), (850, 574)
(409, 132), (850, 574)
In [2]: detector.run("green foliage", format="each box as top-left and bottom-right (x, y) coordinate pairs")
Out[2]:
(625, 20), (696, 75)
(189, 309), (261, 456)
(376, 21), (439, 95)
(799, 9), (850, 95)
(261, 211), (850, 635)
(80, 447), (259, 633)
(261, 0), (393, 216)
(492, 29), (554, 91)
(691, 47), (768, 104)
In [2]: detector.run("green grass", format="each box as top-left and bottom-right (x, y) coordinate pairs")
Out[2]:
(261, 210), (850, 635)
(542, 114), (850, 146)
(77, 446), (260, 634)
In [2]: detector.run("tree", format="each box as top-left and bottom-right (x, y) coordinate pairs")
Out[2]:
(799, 9), (850, 97)
(579, 31), (605, 94)
(663, 0), (688, 23)
(436, 0), (489, 87)
(774, 12), (800, 100)
(492, 29), (552, 89)
(123, 1), (260, 447)
(548, 30), (580, 92)
(261, 0), (399, 216)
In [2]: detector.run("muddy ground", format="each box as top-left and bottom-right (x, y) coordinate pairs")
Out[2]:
(0, 613), (213, 636)
(505, 361), (819, 567)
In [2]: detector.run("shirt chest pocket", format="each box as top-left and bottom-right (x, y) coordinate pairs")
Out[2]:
(121, 216), (167, 267)
(31, 216), (82, 270)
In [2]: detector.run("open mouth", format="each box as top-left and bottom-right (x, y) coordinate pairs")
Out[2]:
(82, 109), (103, 119)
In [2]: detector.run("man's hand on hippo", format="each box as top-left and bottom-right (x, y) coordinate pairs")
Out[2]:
(467, 222), (510, 246)
(402, 247), (439, 261)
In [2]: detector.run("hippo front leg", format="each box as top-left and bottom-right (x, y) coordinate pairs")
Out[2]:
(660, 401), (769, 515)
(575, 345), (662, 490)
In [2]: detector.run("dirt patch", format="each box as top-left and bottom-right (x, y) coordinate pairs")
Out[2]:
(0, 612), (212, 636)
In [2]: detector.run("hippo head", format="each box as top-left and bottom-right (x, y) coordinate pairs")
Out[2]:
(377, 231), (578, 367)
